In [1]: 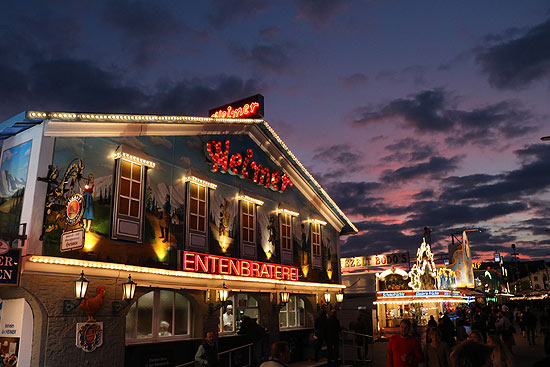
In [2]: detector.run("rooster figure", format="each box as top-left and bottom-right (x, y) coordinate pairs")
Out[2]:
(80, 285), (106, 322)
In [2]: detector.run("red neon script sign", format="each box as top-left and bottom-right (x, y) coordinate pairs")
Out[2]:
(210, 102), (260, 119)
(206, 139), (293, 192)
(182, 251), (299, 281)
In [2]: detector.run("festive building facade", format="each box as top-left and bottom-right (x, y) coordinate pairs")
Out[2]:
(0, 105), (356, 366)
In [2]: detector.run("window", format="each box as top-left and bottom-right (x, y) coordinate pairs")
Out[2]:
(112, 155), (151, 242)
(187, 182), (209, 251)
(241, 200), (257, 259)
(126, 290), (191, 343)
(280, 212), (293, 265)
(280, 295), (306, 328)
(220, 294), (260, 333)
(311, 222), (322, 268)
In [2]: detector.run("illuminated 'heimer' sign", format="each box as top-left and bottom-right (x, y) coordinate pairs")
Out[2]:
(182, 251), (299, 281)
(209, 94), (264, 119)
(206, 139), (293, 192)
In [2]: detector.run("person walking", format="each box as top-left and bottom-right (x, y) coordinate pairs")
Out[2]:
(496, 309), (515, 354)
(260, 341), (291, 367)
(424, 327), (450, 367)
(387, 319), (423, 367)
(523, 306), (537, 346)
(195, 331), (219, 367)
(487, 333), (514, 367)
(326, 309), (341, 367)
(314, 309), (328, 362)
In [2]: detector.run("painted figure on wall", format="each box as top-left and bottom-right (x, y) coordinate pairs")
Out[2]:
(159, 194), (171, 243)
(82, 173), (94, 233)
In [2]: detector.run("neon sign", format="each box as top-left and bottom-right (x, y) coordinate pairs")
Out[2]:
(206, 139), (293, 193)
(209, 94), (264, 119)
(182, 251), (299, 281)
(210, 102), (260, 119)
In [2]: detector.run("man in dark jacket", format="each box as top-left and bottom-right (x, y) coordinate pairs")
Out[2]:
(326, 309), (341, 367)
(314, 309), (328, 361)
(195, 331), (219, 367)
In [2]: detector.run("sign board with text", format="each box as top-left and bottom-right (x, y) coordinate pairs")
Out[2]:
(61, 228), (85, 252)
(341, 252), (409, 269)
(0, 243), (21, 286)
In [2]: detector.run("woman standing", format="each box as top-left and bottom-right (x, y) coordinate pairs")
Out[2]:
(82, 174), (94, 233)
(424, 327), (451, 367)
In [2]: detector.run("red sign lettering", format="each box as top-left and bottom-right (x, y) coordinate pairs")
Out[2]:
(206, 139), (293, 193)
(181, 251), (299, 281)
(210, 102), (260, 119)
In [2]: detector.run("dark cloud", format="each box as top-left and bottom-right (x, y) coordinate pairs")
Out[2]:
(0, 57), (262, 119)
(103, 1), (189, 37)
(294, 0), (350, 28)
(341, 221), (418, 256)
(312, 144), (362, 166)
(440, 144), (550, 203)
(413, 189), (435, 200)
(405, 201), (528, 229)
(207, 0), (268, 29)
(477, 19), (550, 89)
(353, 89), (535, 145)
(380, 155), (462, 184)
(102, 1), (192, 67)
(232, 43), (294, 75)
(382, 138), (436, 163)
(337, 73), (368, 89)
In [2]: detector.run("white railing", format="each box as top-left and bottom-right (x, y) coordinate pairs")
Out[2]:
(175, 342), (253, 367)
(341, 330), (373, 366)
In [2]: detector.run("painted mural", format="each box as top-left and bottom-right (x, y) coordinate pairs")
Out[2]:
(0, 140), (32, 237)
(41, 134), (339, 282)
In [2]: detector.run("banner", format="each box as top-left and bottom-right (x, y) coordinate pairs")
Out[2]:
(341, 252), (409, 269)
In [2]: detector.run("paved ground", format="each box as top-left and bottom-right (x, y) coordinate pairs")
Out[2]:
(367, 332), (548, 367)
(289, 330), (548, 366)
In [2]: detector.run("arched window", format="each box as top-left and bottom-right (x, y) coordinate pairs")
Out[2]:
(220, 294), (260, 333)
(126, 290), (191, 343)
(279, 295), (307, 328)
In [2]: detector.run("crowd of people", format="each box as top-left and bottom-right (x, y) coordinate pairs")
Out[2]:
(388, 302), (550, 367)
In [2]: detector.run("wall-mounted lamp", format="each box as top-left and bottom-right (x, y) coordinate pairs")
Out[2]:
(323, 292), (331, 304)
(208, 283), (230, 315)
(112, 274), (137, 313)
(63, 271), (89, 313)
(273, 288), (290, 311)
(336, 291), (344, 304)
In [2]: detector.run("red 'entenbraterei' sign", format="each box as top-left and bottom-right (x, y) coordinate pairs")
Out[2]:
(182, 251), (299, 281)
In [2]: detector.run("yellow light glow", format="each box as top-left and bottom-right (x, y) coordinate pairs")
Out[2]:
(34, 110), (263, 124)
(28, 256), (346, 289)
(309, 219), (327, 226)
(219, 235), (230, 253)
(114, 152), (155, 168)
(237, 194), (264, 206)
(152, 239), (168, 261)
(301, 264), (310, 278)
(265, 250), (273, 260)
(182, 176), (217, 190)
(276, 208), (299, 217)
(83, 232), (100, 251)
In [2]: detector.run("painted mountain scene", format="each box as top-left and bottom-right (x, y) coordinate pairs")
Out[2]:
(0, 140), (32, 236)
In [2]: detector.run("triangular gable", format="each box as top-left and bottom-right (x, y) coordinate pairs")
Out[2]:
(23, 110), (358, 234)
